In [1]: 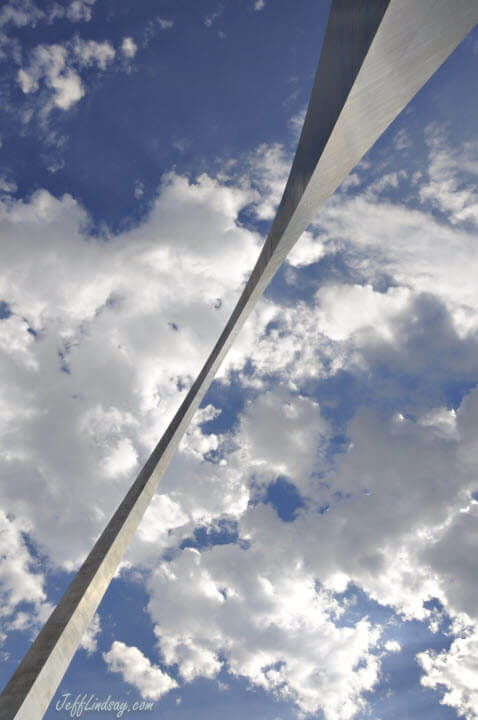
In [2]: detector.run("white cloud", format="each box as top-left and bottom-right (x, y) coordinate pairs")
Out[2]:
(101, 437), (138, 479)
(365, 170), (407, 199)
(158, 17), (174, 30)
(288, 106), (306, 142)
(384, 640), (401, 653)
(79, 612), (101, 654)
(287, 229), (326, 267)
(247, 142), (291, 220)
(314, 284), (411, 342)
(103, 641), (177, 700)
(421, 501), (478, 619)
(419, 127), (478, 226)
(18, 44), (84, 111)
(311, 167), (478, 337)
(0, 0), (100, 62)
(160, 134), (478, 715)
(134, 180), (144, 199)
(149, 543), (383, 719)
(0, 0), (94, 37)
(72, 38), (115, 69)
(135, 494), (188, 546)
(204, 8), (223, 28)
(219, 297), (336, 387)
(127, 384), (325, 569)
(121, 36), (137, 59)
(0, 177), (17, 194)
(254, 0), (266, 10)
(0, 1), (43, 30)
(418, 627), (478, 719)
(66, 0), (96, 23)
(0, 509), (51, 635)
(2, 129), (478, 718)
(142, 17), (174, 48)
(393, 128), (412, 151)
(17, 37), (115, 113)
(237, 387), (328, 495)
(0, 172), (259, 568)
(295, 395), (478, 620)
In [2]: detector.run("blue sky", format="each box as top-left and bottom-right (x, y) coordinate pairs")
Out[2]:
(1, 1), (478, 719)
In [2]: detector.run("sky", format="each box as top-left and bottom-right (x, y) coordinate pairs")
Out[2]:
(0, 1), (478, 719)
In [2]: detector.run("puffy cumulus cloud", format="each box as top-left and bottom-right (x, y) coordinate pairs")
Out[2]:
(0, 172), (259, 571)
(103, 641), (177, 701)
(17, 36), (116, 113)
(421, 502), (478, 619)
(101, 437), (138, 479)
(3, 125), (478, 717)
(318, 194), (478, 323)
(309, 137), (478, 339)
(352, 294), (478, 416)
(209, 383), (478, 694)
(384, 640), (401, 653)
(254, 0), (266, 10)
(18, 44), (84, 111)
(314, 283), (411, 342)
(133, 494), (188, 548)
(237, 494), (442, 624)
(149, 541), (384, 719)
(418, 626), (478, 719)
(258, 296), (478, 630)
(237, 387), (328, 495)
(292, 390), (478, 620)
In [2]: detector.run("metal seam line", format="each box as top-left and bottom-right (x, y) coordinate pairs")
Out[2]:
(1, 1), (477, 717)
